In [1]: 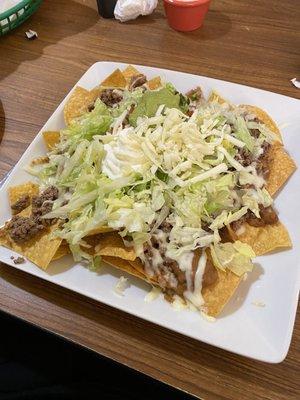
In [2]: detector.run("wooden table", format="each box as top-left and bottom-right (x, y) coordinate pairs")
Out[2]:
(0, 1), (299, 399)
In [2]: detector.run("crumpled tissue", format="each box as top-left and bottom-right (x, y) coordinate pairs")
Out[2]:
(114, 0), (158, 22)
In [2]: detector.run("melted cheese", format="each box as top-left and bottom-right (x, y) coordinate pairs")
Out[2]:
(184, 250), (207, 308)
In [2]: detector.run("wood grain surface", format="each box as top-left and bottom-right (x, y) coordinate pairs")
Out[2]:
(0, 1), (299, 399)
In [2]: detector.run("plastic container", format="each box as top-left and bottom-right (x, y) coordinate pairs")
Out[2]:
(96, 0), (118, 19)
(0, 0), (43, 36)
(163, 0), (211, 32)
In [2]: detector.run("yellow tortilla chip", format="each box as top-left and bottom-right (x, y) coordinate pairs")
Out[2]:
(94, 232), (136, 261)
(0, 219), (62, 270)
(208, 91), (228, 104)
(64, 86), (101, 126)
(242, 106), (296, 196)
(227, 221), (292, 256)
(43, 131), (60, 150)
(129, 258), (158, 285)
(202, 269), (241, 317)
(122, 65), (140, 82)
(130, 251), (241, 316)
(242, 105), (281, 141)
(30, 156), (49, 166)
(265, 141), (296, 197)
(100, 69), (126, 89)
(102, 256), (145, 280)
(51, 241), (70, 261)
(147, 76), (162, 90)
(8, 182), (39, 210)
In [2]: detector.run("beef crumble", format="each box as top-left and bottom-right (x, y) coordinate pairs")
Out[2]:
(143, 221), (218, 302)
(256, 141), (271, 179)
(7, 186), (59, 243)
(32, 186), (59, 226)
(129, 74), (147, 91)
(88, 89), (123, 111)
(231, 205), (278, 231)
(11, 195), (30, 214)
(235, 148), (254, 167)
(186, 87), (203, 102)
(7, 215), (44, 243)
(13, 256), (25, 264)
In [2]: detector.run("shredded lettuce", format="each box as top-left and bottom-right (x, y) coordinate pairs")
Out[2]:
(27, 83), (277, 266)
(210, 241), (254, 276)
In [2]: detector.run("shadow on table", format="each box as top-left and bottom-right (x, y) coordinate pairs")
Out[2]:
(0, 0), (99, 81)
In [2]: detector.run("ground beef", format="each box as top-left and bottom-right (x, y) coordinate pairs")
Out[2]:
(11, 195), (30, 214)
(13, 256), (25, 264)
(143, 221), (218, 301)
(249, 128), (260, 138)
(32, 186), (59, 208)
(247, 205), (278, 227)
(235, 148), (254, 167)
(7, 215), (44, 243)
(186, 87), (203, 102)
(256, 141), (271, 178)
(101, 89), (123, 107)
(159, 220), (173, 233)
(231, 205), (278, 230)
(129, 74), (146, 90)
(32, 186), (59, 226)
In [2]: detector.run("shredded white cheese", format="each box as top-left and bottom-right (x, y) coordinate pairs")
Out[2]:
(144, 286), (161, 303)
(113, 276), (130, 296)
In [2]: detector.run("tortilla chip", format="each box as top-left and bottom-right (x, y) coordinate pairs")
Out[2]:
(102, 256), (146, 280)
(8, 182), (39, 211)
(30, 156), (49, 166)
(242, 105), (281, 141)
(64, 86), (101, 126)
(122, 65), (140, 82)
(0, 219), (62, 270)
(242, 105), (296, 196)
(94, 232), (136, 261)
(43, 131), (60, 150)
(202, 269), (241, 317)
(130, 249), (241, 316)
(227, 221), (292, 256)
(265, 141), (296, 196)
(147, 76), (162, 90)
(129, 258), (158, 285)
(51, 241), (70, 261)
(208, 91), (228, 104)
(100, 69), (127, 89)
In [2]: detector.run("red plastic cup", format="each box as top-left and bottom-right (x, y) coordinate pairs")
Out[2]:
(163, 0), (211, 32)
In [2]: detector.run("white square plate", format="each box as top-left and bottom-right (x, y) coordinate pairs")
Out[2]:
(0, 62), (299, 363)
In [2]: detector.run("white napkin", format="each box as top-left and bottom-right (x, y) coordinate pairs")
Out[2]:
(114, 0), (158, 22)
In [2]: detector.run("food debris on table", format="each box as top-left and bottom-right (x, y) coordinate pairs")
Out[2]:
(290, 78), (300, 89)
(10, 255), (26, 264)
(25, 29), (38, 40)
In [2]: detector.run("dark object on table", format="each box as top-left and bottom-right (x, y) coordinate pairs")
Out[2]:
(96, 0), (118, 18)
(0, 311), (194, 400)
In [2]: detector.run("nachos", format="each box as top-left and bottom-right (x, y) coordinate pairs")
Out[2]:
(0, 66), (296, 316)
